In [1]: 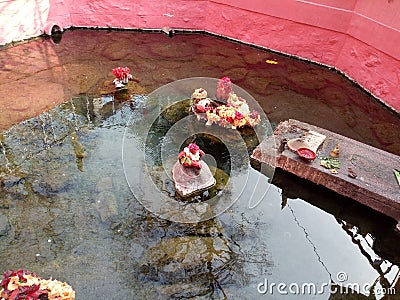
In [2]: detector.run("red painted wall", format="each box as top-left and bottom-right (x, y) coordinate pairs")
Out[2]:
(1, 0), (399, 112)
(204, 0), (400, 111)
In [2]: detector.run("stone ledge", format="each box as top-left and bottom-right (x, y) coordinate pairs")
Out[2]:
(251, 119), (400, 231)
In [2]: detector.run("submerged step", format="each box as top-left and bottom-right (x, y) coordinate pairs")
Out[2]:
(252, 119), (400, 232)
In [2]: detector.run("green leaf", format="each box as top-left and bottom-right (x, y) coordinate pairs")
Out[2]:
(319, 156), (341, 169)
(394, 169), (400, 187)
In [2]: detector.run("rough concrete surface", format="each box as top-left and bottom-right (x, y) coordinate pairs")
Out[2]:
(252, 119), (400, 229)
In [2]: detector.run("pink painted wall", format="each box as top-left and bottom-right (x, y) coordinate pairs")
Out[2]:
(1, 0), (399, 112)
(205, 0), (400, 111)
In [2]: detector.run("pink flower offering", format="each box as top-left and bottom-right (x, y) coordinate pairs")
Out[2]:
(178, 143), (205, 169)
(192, 77), (261, 129)
(0, 269), (75, 300)
(188, 143), (200, 154)
(112, 66), (133, 87)
(112, 66), (131, 80)
(216, 76), (233, 101)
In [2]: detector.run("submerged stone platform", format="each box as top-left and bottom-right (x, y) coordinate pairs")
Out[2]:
(252, 119), (400, 231)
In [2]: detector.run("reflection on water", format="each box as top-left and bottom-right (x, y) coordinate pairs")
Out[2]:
(0, 94), (399, 299)
(1, 30), (400, 155)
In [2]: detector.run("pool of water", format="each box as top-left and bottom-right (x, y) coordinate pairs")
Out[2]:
(1, 29), (400, 155)
(0, 29), (399, 299)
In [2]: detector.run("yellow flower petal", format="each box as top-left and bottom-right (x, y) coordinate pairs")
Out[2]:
(7, 276), (20, 291)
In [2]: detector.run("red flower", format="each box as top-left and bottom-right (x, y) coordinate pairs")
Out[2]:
(112, 66), (132, 80)
(9, 284), (47, 300)
(178, 150), (186, 160)
(195, 104), (206, 113)
(191, 161), (201, 169)
(235, 111), (243, 120)
(178, 144), (205, 169)
(0, 270), (47, 300)
(1, 270), (39, 290)
(188, 143), (200, 154)
(250, 111), (259, 119)
(226, 117), (234, 124)
(220, 76), (231, 84)
(216, 76), (233, 101)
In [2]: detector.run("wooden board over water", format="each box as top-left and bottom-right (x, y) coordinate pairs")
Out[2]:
(252, 119), (400, 231)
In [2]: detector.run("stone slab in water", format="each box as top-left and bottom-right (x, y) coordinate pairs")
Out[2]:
(139, 235), (231, 283)
(251, 119), (400, 231)
(172, 160), (216, 197)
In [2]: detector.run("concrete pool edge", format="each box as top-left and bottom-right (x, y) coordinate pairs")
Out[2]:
(251, 119), (400, 232)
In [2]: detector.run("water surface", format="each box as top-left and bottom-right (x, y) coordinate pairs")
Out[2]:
(0, 30), (399, 299)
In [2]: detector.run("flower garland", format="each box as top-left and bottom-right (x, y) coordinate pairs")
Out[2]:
(112, 66), (133, 88)
(216, 76), (233, 101)
(0, 269), (75, 300)
(192, 77), (261, 129)
(177, 143), (205, 169)
(191, 88), (215, 113)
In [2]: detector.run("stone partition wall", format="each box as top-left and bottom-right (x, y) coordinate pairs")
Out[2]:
(1, 0), (399, 111)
